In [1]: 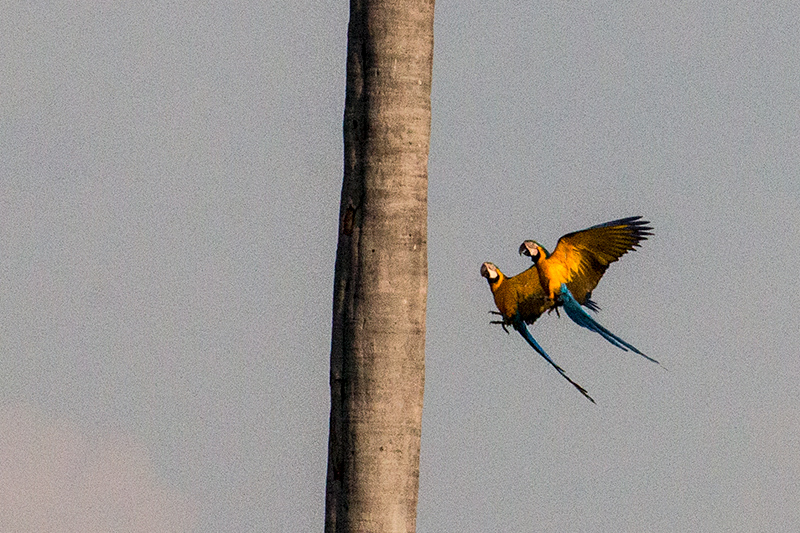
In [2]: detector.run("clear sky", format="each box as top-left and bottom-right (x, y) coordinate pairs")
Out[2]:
(2, 2), (799, 531)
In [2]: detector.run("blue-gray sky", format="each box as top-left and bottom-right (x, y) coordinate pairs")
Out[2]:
(2, 2), (799, 531)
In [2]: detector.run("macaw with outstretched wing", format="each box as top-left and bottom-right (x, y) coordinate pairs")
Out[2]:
(518, 216), (657, 364)
(519, 215), (652, 307)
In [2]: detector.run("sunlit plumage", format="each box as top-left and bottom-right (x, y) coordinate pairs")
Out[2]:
(519, 216), (653, 306)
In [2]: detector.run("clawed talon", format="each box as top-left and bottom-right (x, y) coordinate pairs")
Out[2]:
(489, 311), (509, 333)
(489, 320), (510, 334)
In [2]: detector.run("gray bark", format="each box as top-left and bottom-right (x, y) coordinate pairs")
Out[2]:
(324, 0), (434, 531)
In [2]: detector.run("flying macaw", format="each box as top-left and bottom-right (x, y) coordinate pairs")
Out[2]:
(480, 262), (594, 402)
(518, 216), (652, 305)
(518, 216), (658, 364)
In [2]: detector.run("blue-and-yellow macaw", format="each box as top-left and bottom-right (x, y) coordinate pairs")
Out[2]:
(481, 262), (594, 402)
(518, 216), (658, 364)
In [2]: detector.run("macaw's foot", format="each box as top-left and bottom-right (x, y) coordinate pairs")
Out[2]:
(489, 320), (510, 334)
(543, 296), (559, 314)
(546, 306), (561, 318)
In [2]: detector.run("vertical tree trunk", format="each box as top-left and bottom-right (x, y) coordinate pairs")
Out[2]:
(325, 0), (434, 531)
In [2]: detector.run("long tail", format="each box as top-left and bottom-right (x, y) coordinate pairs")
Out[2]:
(559, 283), (659, 365)
(512, 317), (595, 403)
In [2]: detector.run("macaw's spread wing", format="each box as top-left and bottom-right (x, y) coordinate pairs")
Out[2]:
(518, 216), (653, 305)
(559, 284), (659, 365)
(549, 216), (652, 301)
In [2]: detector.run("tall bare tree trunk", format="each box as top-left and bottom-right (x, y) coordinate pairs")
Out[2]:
(325, 0), (434, 531)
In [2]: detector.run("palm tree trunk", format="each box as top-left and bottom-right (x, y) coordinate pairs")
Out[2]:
(324, 0), (434, 531)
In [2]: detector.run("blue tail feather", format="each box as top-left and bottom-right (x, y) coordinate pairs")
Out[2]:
(559, 284), (659, 365)
(512, 316), (595, 403)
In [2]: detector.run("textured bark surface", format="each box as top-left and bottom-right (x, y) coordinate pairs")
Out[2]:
(325, 0), (434, 531)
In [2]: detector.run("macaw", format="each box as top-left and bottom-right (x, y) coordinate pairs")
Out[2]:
(481, 262), (594, 402)
(518, 216), (652, 305)
(518, 216), (658, 364)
